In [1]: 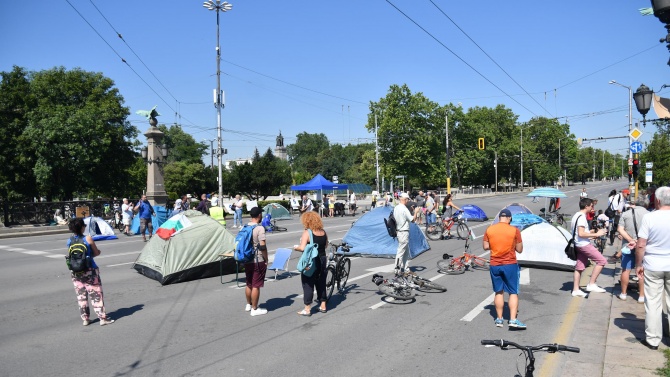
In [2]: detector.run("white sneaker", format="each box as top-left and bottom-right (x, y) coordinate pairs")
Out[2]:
(585, 284), (606, 293)
(250, 308), (268, 316)
(638, 296), (645, 303)
(245, 304), (252, 312)
(572, 289), (588, 297)
(618, 293), (627, 300)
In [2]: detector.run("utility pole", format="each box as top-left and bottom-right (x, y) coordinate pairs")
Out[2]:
(445, 115), (451, 194)
(494, 150), (498, 193)
(375, 114), (380, 194)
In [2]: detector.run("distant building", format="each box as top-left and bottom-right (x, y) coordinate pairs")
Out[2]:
(224, 158), (253, 170)
(274, 131), (287, 161)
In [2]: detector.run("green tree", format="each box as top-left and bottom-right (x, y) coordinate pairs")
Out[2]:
(20, 67), (137, 200)
(158, 124), (208, 164)
(640, 129), (670, 187)
(163, 161), (207, 197)
(286, 132), (330, 177)
(229, 148), (292, 200)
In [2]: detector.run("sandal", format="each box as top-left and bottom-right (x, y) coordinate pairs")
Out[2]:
(319, 308), (327, 313)
(297, 309), (311, 316)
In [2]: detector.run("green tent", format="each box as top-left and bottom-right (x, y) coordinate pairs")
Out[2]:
(133, 210), (236, 285)
(263, 203), (292, 220)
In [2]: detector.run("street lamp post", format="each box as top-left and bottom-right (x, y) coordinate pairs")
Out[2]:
(608, 80), (634, 194)
(203, 0), (232, 202)
(650, 1), (670, 66)
(374, 113), (380, 194)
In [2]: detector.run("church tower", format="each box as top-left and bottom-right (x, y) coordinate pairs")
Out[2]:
(274, 130), (287, 160)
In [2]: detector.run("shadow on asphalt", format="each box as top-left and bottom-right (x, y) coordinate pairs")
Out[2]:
(108, 304), (144, 321)
(265, 293), (298, 311)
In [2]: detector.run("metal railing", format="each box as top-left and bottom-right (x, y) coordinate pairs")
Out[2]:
(1, 199), (118, 226)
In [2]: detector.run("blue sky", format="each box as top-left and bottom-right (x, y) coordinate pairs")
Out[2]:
(1, 1), (668, 163)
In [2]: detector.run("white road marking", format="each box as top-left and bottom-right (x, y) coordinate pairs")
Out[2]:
(94, 251), (140, 259)
(520, 268), (530, 285)
(107, 262), (135, 267)
(460, 268), (529, 322)
(46, 254), (65, 259)
(22, 250), (49, 255)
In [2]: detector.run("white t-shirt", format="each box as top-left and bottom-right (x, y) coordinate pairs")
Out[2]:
(580, 191), (588, 198)
(638, 210), (670, 271)
(393, 204), (413, 231)
(122, 203), (133, 221)
(425, 196), (436, 214)
(608, 194), (624, 212)
(570, 212), (591, 247)
(350, 193), (356, 204)
(211, 196), (219, 207)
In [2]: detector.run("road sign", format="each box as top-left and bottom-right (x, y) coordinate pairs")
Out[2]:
(630, 141), (643, 153)
(332, 176), (338, 183)
(646, 170), (653, 183)
(628, 158), (633, 166)
(630, 128), (643, 140)
(646, 162), (653, 169)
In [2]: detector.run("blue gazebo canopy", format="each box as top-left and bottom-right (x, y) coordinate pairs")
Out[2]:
(290, 174), (348, 191)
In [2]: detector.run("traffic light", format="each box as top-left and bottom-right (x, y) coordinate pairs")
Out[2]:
(478, 138), (485, 150)
(632, 159), (639, 178)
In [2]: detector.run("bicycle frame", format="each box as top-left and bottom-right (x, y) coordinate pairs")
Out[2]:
(481, 339), (579, 377)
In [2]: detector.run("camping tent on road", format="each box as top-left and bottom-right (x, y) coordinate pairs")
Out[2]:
(132, 210), (236, 285)
(263, 203), (291, 220)
(516, 222), (576, 271)
(341, 206), (430, 259)
(492, 203), (533, 224)
(459, 204), (488, 221)
(83, 216), (118, 241)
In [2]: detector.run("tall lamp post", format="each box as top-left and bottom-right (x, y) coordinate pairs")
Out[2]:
(608, 80), (634, 194)
(203, 0), (232, 201)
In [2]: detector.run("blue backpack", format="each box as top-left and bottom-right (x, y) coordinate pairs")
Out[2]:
(234, 224), (258, 264)
(297, 230), (319, 277)
(261, 214), (272, 231)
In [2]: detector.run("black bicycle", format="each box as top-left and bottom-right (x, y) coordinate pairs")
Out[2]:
(269, 220), (287, 232)
(325, 242), (352, 301)
(481, 339), (579, 377)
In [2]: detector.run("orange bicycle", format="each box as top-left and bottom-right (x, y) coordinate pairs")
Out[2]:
(437, 230), (490, 274)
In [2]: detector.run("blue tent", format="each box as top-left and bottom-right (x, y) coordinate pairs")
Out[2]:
(509, 213), (546, 231)
(290, 174), (348, 191)
(460, 204), (488, 221)
(492, 203), (533, 224)
(341, 206), (430, 259)
(131, 205), (169, 235)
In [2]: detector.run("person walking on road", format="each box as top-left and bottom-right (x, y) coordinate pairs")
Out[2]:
(134, 195), (155, 242)
(294, 211), (329, 315)
(244, 207), (268, 317)
(349, 192), (357, 216)
(483, 209), (526, 329)
(580, 188), (588, 199)
(571, 198), (609, 297)
(635, 187), (670, 350)
(394, 193), (414, 273)
(608, 189), (625, 245)
(67, 218), (114, 326)
(121, 198), (133, 236)
(616, 198), (648, 302)
(425, 192), (437, 226)
(233, 195), (244, 228)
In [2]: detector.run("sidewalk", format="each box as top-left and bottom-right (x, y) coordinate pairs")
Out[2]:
(0, 224), (70, 239)
(561, 241), (666, 377)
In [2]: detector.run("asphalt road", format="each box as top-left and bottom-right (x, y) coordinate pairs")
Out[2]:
(0, 181), (625, 377)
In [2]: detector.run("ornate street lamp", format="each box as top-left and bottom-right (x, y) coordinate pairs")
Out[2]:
(633, 84), (654, 124)
(652, 0), (670, 65)
(141, 144), (168, 165)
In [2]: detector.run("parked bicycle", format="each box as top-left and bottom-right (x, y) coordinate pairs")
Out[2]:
(539, 207), (567, 227)
(325, 242), (352, 301)
(425, 210), (470, 241)
(481, 339), (579, 377)
(437, 230), (490, 274)
(107, 209), (124, 231)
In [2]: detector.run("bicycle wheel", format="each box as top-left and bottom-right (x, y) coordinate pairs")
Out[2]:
(337, 258), (351, 293)
(471, 257), (490, 270)
(425, 222), (443, 241)
(456, 222), (470, 240)
(411, 276), (447, 292)
(556, 216), (564, 226)
(273, 225), (287, 232)
(378, 282), (416, 300)
(325, 266), (336, 302)
(437, 259), (466, 274)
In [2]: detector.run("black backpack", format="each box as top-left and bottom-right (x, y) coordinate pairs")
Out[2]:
(66, 236), (90, 273)
(384, 211), (398, 239)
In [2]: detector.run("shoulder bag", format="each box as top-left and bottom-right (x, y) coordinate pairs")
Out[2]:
(564, 215), (581, 261)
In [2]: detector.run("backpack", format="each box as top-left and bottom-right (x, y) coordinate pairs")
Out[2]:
(297, 230), (319, 277)
(384, 211), (398, 239)
(234, 224), (258, 264)
(66, 236), (90, 273)
(604, 194), (620, 218)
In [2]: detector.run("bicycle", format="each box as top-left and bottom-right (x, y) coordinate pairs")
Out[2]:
(437, 230), (490, 274)
(400, 270), (447, 292)
(269, 220), (287, 232)
(325, 242), (352, 302)
(425, 210), (469, 241)
(592, 218), (610, 253)
(539, 207), (567, 227)
(371, 272), (416, 300)
(480, 339), (579, 377)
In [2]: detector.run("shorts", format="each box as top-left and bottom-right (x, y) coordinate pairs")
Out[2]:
(122, 218), (131, 226)
(621, 252), (635, 270)
(245, 261), (267, 288)
(350, 204), (356, 210)
(490, 264), (520, 294)
(575, 243), (607, 271)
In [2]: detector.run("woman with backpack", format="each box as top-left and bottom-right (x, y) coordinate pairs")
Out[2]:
(293, 211), (329, 316)
(67, 218), (114, 326)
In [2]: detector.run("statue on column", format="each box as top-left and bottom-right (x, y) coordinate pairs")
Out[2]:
(136, 106), (161, 127)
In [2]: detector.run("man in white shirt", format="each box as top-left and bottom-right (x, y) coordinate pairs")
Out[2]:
(300, 195), (313, 214)
(394, 193), (414, 273)
(349, 192), (357, 216)
(580, 188), (588, 199)
(571, 198), (608, 297)
(211, 194), (219, 207)
(635, 186), (670, 350)
(608, 190), (627, 245)
(121, 198), (133, 236)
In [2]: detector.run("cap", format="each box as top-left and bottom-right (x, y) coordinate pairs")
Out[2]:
(249, 206), (263, 218)
(400, 193), (410, 199)
(622, 189), (630, 195)
(499, 209), (512, 217)
(175, 198), (182, 204)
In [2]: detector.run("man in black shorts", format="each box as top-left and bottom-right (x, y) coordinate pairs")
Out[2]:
(245, 207), (268, 316)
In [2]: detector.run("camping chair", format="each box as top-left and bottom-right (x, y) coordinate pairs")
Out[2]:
(267, 248), (293, 281)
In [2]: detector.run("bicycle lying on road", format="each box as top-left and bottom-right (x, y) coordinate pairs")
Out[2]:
(372, 268), (447, 300)
(481, 339), (579, 377)
(325, 242), (352, 302)
(425, 210), (470, 241)
(437, 230), (490, 274)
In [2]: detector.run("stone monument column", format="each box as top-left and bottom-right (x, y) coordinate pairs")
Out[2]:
(138, 107), (168, 207)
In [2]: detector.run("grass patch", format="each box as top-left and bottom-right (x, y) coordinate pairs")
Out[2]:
(657, 349), (670, 376)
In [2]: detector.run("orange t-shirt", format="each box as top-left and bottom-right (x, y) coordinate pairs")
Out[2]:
(483, 222), (522, 266)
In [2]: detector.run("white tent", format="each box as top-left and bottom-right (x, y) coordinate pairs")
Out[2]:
(83, 216), (118, 241)
(517, 222), (575, 271)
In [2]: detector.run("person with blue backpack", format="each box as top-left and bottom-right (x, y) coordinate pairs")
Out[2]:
(236, 207), (268, 316)
(293, 211), (329, 316)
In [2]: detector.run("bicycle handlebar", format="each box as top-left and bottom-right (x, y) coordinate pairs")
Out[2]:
(329, 242), (351, 252)
(481, 339), (579, 353)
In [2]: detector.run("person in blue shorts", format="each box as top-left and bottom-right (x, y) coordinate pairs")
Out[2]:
(483, 209), (525, 329)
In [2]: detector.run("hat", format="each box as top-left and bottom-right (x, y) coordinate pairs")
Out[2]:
(622, 189), (630, 195)
(400, 193), (410, 199)
(249, 206), (263, 218)
(175, 198), (182, 204)
(499, 209), (512, 217)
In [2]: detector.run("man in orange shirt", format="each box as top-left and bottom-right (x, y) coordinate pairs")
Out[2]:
(483, 209), (525, 329)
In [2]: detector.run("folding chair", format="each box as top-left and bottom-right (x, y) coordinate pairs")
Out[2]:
(267, 248), (293, 281)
